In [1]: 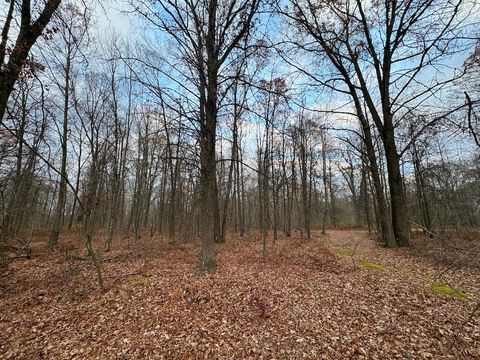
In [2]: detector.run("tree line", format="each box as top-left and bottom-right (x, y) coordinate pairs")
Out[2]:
(1, 0), (479, 285)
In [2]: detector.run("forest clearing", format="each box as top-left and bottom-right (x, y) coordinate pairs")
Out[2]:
(1, 229), (479, 359)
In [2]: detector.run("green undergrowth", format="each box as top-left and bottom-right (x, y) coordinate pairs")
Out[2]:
(330, 246), (387, 272)
(331, 246), (363, 257)
(429, 282), (469, 301)
(357, 260), (388, 272)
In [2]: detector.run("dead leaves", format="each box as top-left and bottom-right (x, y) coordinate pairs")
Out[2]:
(0, 230), (479, 359)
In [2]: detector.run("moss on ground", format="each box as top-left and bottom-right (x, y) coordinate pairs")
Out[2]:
(429, 282), (469, 301)
(331, 246), (363, 257)
(357, 260), (388, 272)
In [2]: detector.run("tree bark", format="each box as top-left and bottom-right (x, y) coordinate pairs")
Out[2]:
(383, 122), (410, 246)
(0, 0), (61, 123)
(48, 51), (70, 249)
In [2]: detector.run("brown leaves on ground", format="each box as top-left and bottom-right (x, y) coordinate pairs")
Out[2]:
(0, 230), (479, 359)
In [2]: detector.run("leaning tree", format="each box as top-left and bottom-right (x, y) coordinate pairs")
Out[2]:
(1, 0), (62, 122)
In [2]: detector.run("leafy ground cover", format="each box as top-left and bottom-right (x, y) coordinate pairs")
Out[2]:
(0, 230), (479, 359)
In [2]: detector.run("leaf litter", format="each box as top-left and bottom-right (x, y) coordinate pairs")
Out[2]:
(0, 230), (479, 359)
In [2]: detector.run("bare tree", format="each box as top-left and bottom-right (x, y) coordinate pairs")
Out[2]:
(132, 0), (261, 270)
(0, 0), (62, 122)
(44, 2), (90, 248)
(284, 0), (474, 246)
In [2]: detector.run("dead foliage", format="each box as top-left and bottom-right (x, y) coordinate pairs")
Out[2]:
(0, 230), (479, 359)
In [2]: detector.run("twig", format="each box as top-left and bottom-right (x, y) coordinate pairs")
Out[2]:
(449, 300), (480, 351)
(408, 220), (436, 238)
(433, 242), (480, 283)
(350, 239), (361, 265)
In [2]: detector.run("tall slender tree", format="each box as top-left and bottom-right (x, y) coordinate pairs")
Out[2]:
(133, 0), (261, 270)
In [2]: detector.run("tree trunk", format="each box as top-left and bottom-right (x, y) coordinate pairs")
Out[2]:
(363, 128), (396, 247)
(383, 126), (410, 246)
(353, 96), (396, 247)
(0, 0), (62, 123)
(197, 44), (218, 270)
(198, 118), (217, 270)
(48, 52), (71, 249)
(412, 142), (433, 237)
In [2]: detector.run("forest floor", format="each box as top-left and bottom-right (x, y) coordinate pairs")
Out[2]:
(0, 229), (479, 359)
